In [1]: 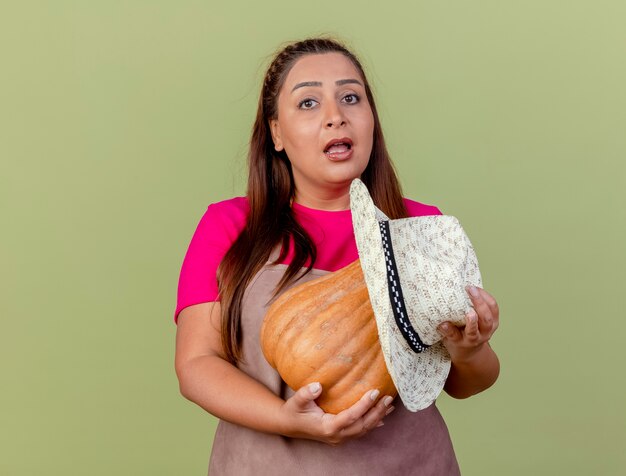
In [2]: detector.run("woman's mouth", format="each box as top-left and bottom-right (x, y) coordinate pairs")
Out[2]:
(324, 138), (354, 161)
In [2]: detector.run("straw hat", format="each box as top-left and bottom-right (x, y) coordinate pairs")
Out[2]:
(350, 178), (483, 411)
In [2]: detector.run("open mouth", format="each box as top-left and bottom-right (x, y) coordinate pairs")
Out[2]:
(324, 142), (352, 154)
(324, 137), (354, 158)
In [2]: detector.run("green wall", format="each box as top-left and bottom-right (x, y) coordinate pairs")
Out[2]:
(2, 1), (624, 474)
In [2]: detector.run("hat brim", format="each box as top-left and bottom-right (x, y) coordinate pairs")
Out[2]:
(349, 179), (452, 411)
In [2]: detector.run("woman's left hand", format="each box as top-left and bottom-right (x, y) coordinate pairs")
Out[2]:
(437, 285), (500, 363)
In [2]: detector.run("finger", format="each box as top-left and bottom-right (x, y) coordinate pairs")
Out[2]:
(474, 289), (499, 335)
(438, 321), (463, 342)
(331, 389), (379, 432)
(466, 285), (487, 312)
(290, 382), (323, 409)
(479, 289), (500, 330)
(464, 309), (480, 341)
(358, 395), (395, 432)
(474, 305), (494, 336)
(466, 286), (494, 333)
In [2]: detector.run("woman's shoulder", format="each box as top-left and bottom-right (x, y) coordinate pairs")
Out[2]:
(205, 196), (250, 223)
(208, 196), (250, 215)
(402, 197), (443, 217)
(195, 196), (250, 242)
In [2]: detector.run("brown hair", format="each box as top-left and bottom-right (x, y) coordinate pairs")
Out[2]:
(217, 37), (408, 364)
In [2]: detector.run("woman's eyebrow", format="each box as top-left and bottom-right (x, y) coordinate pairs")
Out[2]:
(291, 78), (363, 93)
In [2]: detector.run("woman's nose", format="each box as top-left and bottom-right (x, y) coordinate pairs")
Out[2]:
(324, 102), (346, 128)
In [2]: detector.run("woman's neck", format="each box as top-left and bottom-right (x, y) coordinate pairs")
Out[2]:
(292, 187), (351, 211)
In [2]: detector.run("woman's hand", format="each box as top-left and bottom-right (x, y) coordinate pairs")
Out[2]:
(438, 285), (500, 363)
(279, 383), (395, 446)
(438, 285), (500, 398)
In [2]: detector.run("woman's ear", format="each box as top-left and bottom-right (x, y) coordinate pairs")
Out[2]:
(269, 119), (284, 152)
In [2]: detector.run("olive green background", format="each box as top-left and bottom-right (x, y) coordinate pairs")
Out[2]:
(1, 1), (624, 475)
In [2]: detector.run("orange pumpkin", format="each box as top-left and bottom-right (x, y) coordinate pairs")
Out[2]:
(261, 259), (397, 414)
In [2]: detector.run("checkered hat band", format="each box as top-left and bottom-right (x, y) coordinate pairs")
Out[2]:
(379, 221), (430, 354)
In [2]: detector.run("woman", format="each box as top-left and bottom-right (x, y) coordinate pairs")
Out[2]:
(174, 37), (499, 475)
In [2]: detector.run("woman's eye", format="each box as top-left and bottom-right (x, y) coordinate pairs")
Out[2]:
(298, 98), (318, 109)
(343, 94), (360, 104)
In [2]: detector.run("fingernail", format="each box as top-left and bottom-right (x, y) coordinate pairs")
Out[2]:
(383, 396), (394, 407)
(467, 309), (477, 322)
(369, 389), (380, 401)
(468, 286), (480, 297)
(376, 421), (385, 427)
(308, 382), (321, 393)
(385, 406), (395, 416)
(439, 322), (450, 332)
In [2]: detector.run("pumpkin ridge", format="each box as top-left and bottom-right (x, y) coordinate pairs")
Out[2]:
(308, 298), (383, 410)
(271, 290), (343, 373)
(278, 298), (350, 387)
(264, 263), (362, 371)
(317, 310), (383, 410)
(318, 349), (388, 413)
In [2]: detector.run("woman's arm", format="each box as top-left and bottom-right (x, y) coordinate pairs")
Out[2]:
(175, 302), (395, 445)
(438, 286), (500, 399)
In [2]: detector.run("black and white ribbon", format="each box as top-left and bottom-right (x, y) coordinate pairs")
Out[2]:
(378, 221), (430, 353)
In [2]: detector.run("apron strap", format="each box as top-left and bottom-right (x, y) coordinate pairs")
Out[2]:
(267, 244), (284, 265)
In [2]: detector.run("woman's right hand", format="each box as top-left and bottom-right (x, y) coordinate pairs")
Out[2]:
(279, 382), (395, 446)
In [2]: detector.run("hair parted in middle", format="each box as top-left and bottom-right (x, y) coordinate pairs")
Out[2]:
(217, 36), (408, 364)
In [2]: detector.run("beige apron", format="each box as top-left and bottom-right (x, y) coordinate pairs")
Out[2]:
(208, 253), (461, 476)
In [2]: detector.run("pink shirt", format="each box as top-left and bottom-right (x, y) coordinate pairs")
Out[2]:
(174, 197), (442, 323)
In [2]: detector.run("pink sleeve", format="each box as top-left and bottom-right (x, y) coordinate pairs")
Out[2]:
(403, 198), (443, 217)
(174, 198), (248, 324)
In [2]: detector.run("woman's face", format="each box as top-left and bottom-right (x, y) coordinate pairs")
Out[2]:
(269, 53), (375, 204)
